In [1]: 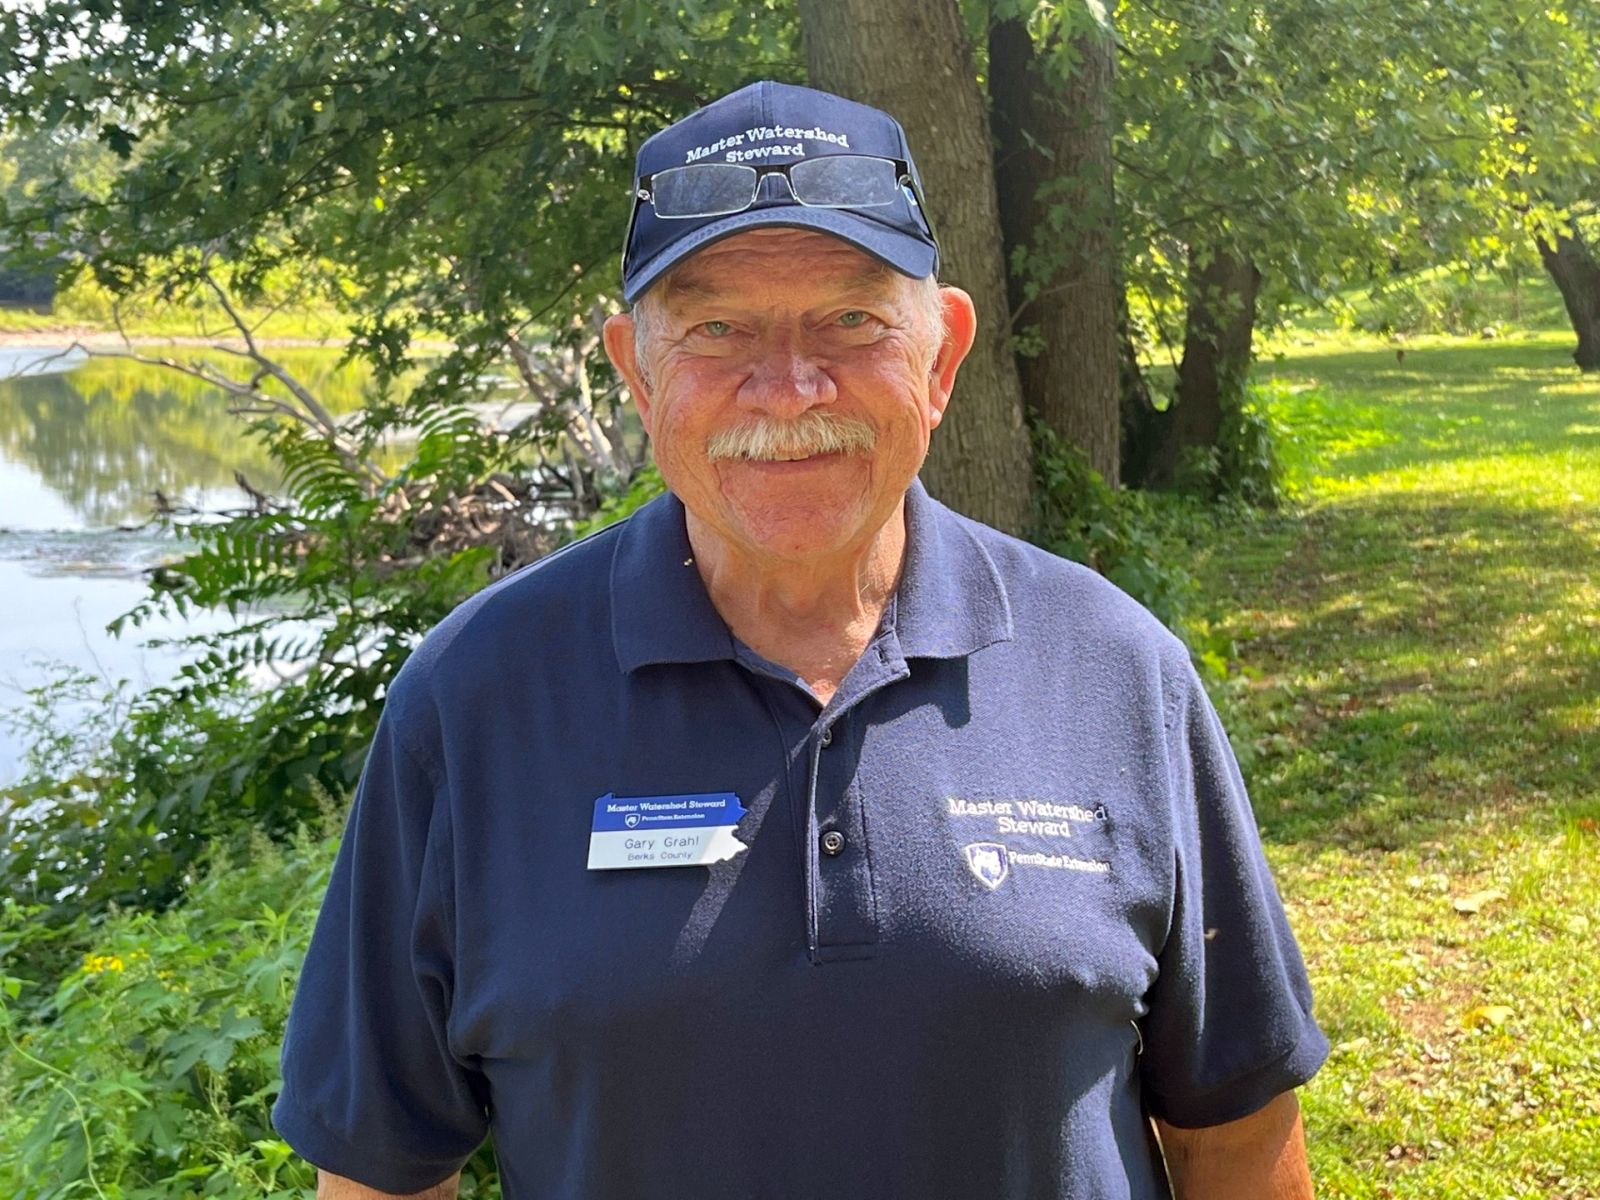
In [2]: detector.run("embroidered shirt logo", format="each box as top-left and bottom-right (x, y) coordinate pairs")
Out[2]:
(964, 842), (1010, 890)
(946, 796), (1112, 880)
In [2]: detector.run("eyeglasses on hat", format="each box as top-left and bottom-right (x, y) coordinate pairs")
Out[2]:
(622, 153), (938, 277)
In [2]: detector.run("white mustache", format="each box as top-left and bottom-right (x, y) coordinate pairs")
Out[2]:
(705, 410), (877, 462)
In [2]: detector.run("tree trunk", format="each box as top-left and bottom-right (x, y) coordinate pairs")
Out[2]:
(1117, 287), (1163, 489)
(799, 0), (1034, 534)
(989, 15), (1120, 489)
(1139, 245), (1259, 491)
(1536, 224), (1600, 372)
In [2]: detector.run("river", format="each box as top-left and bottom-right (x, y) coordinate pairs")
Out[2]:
(0, 344), (369, 784)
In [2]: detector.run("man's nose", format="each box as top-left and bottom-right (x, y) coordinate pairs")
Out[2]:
(737, 341), (838, 417)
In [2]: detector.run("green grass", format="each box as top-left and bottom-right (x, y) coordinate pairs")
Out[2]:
(1170, 332), (1600, 1197)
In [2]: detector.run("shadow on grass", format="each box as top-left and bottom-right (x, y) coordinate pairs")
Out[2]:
(1206, 487), (1599, 852)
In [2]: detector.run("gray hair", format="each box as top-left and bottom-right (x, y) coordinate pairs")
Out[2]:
(630, 272), (945, 391)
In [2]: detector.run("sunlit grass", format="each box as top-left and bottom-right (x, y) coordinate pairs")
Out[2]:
(1164, 333), (1600, 1197)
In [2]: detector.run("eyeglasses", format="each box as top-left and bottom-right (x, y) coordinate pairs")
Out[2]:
(622, 153), (938, 274)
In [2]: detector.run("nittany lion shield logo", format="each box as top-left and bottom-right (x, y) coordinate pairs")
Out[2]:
(964, 842), (1010, 890)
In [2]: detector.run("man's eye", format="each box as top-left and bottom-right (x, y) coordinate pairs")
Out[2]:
(837, 310), (870, 327)
(698, 320), (733, 337)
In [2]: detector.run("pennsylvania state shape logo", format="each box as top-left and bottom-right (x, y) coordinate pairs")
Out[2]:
(963, 842), (1009, 890)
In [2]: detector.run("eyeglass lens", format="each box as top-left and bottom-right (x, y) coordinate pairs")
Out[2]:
(649, 155), (903, 219)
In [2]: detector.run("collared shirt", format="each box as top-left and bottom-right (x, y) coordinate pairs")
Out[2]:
(273, 478), (1327, 1199)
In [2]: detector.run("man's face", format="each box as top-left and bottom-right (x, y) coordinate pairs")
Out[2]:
(603, 228), (975, 564)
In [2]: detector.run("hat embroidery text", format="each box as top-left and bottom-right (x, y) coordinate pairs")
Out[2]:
(684, 125), (852, 165)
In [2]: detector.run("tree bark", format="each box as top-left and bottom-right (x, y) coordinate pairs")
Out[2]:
(1536, 223), (1600, 372)
(1138, 245), (1259, 490)
(989, 15), (1120, 489)
(799, 0), (1034, 534)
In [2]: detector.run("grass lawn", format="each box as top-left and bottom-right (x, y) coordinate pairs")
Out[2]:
(1172, 330), (1599, 1197)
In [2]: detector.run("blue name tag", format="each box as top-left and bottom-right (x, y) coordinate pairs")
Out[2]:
(587, 791), (748, 870)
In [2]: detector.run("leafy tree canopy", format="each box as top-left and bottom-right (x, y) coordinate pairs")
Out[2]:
(2, 0), (801, 377)
(1111, 0), (1600, 337)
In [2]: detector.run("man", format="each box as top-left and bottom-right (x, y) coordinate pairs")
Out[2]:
(274, 81), (1327, 1199)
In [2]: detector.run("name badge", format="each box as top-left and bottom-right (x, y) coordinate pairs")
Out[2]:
(587, 791), (749, 870)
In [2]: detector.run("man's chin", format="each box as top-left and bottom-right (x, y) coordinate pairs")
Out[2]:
(717, 504), (874, 563)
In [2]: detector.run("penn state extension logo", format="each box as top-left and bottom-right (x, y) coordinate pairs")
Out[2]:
(963, 842), (1010, 890)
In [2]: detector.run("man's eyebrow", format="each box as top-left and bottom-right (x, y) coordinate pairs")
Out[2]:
(659, 276), (722, 306)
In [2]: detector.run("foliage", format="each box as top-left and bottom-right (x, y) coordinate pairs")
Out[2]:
(570, 462), (667, 538)
(0, 822), (327, 1200)
(0, 0), (801, 390)
(0, 121), (118, 304)
(0, 2), (790, 940)
(1332, 244), (1591, 339)
(1169, 379), (1289, 509)
(0, 348), (528, 931)
(1029, 418), (1197, 640)
(1113, 0), (1600, 378)
(0, 806), (496, 1200)
(1350, 274), (1496, 338)
(0, 118), (119, 208)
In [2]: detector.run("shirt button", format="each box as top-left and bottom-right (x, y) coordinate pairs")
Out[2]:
(820, 829), (846, 856)
(820, 727), (834, 748)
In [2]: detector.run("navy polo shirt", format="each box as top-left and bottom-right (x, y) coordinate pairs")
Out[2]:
(273, 477), (1328, 1198)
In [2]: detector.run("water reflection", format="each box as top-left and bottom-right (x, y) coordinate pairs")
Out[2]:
(0, 346), (370, 784)
(0, 348), (372, 529)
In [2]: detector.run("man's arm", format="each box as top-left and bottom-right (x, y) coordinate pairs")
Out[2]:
(1154, 1090), (1314, 1200)
(317, 1168), (461, 1199)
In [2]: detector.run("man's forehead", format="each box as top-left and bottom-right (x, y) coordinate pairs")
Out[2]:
(660, 230), (903, 305)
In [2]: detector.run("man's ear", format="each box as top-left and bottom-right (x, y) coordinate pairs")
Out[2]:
(602, 312), (653, 431)
(928, 285), (977, 430)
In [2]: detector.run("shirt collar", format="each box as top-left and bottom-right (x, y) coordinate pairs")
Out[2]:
(610, 488), (736, 672)
(609, 476), (1013, 673)
(892, 476), (1014, 660)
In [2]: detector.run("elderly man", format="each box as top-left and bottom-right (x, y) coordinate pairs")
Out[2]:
(273, 81), (1327, 1199)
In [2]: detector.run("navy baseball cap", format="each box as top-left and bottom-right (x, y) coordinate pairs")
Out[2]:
(621, 80), (940, 304)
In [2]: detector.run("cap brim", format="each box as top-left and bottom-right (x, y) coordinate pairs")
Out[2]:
(622, 206), (938, 304)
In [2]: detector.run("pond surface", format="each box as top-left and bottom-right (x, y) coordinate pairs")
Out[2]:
(0, 345), (370, 784)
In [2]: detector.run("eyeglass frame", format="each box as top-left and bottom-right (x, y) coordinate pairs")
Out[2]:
(621, 154), (940, 281)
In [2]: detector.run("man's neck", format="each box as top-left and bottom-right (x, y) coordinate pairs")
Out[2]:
(685, 501), (907, 707)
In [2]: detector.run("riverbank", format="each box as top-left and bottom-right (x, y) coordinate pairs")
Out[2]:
(0, 327), (351, 350)
(0, 326), (457, 352)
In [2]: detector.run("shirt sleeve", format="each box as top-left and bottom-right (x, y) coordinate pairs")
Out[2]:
(272, 693), (490, 1190)
(1138, 656), (1329, 1128)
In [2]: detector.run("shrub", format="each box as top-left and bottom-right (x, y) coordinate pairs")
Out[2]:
(0, 328), (642, 938)
(0, 801), (502, 1199)
(1169, 380), (1289, 510)
(1, 820), (332, 1199)
(1353, 272), (1495, 336)
(1029, 419), (1197, 642)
